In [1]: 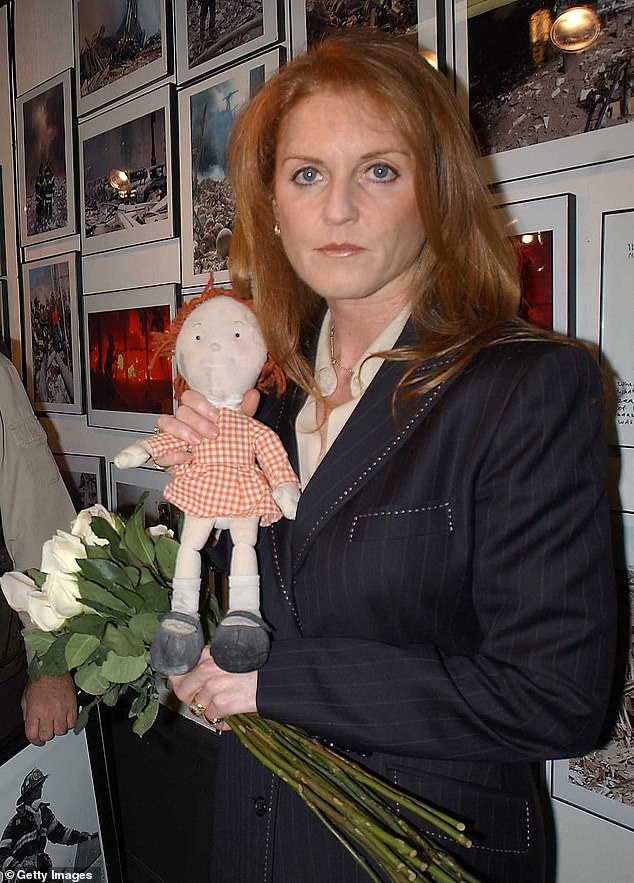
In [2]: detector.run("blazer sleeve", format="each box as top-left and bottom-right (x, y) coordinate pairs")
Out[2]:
(257, 344), (617, 762)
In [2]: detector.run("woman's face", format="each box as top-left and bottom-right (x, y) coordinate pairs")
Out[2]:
(272, 90), (425, 311)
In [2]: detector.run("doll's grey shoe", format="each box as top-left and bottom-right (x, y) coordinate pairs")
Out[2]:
(150, 611), (205, 676)
(210, 611), (271, 673)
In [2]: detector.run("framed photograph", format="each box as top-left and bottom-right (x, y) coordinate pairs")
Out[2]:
(109, 461), (176, 529)
(290, 0), (438, 60)
(450, 1), (634, 183)
(74, 0), (169, 117)
(15, 70), (76, 247)
(551, 511), (634, 831)
(83, 284), (176, 431)
(79, 85), (173, 254)
(0, 727), (123, 881)
(0, 167), (6, 276)
(22, 252), (82, 415)
(600, 208), (634, 447)
(174, 0), (281, 85)
(0, 278), (9, 358)
(179, 48), (282, 288)
(499, 193), (574, 334)
(54, 452), (106, 511)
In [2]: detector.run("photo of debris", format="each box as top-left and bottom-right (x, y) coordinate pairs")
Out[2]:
(77, 0), (163, 105)
(55, 454), (105, 510)
(86, 302), (173, 417)
(467, 1), (633, 155)
(185, 0), (264, 71)
(20, 81), (68, 238)
(189, 74), (242, 279)
(82, 105), (168, 242)
(305, 0), (419, 46)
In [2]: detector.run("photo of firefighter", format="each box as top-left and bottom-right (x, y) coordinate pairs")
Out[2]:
(82, 106), (168, 240)
(186, 0), (265, 70)
(78, 0), (163, 100)
(21, 81), (68, 238)
(467, 0), (633, 155)
(27, 260), (75, 407)
(87, 303), (173, 415)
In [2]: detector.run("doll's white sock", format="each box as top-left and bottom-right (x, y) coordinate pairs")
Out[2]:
(227, 575), (261, 623)
(171, 577), (201, 617)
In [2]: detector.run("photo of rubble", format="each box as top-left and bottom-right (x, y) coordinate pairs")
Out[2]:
(186, 0), (264, 71)
(512, 229), (554, 330)
(21, 80), (68, 238)
(77, 0), (163, 101)
(467, 1), (633, 155)
(189, 74), (245, 278)
(305, 0), (419, 46)
(26, 259), (77, 409)
(82, 106), (168, 241)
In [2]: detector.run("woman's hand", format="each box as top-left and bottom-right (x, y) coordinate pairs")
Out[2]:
(153, 388), (260, 469)
(170, 646), (258, 730)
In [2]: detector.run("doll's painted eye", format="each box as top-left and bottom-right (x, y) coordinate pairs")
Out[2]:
(195, 334), (201, 340)
(234, 332), (241, 338)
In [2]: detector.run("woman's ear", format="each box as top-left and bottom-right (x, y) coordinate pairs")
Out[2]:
(271, 198), (279, 221)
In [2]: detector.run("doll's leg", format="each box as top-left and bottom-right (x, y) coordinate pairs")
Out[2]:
(210, 517), (271, 673)
(150, 516), (215, 677)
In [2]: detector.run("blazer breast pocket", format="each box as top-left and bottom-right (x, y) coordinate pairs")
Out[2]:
(348, 501), (453, 543)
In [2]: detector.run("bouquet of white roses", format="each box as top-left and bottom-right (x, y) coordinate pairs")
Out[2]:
(1, 502), (479, 883)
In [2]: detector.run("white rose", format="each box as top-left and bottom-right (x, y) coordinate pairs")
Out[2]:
(147, 524), (174, 539)
(27, 592), (66, 631)
(40, 530), (87, 574)
(0, 571), (38, 613)
(42, 571), (86, 618)
(71, 504), (117, 547)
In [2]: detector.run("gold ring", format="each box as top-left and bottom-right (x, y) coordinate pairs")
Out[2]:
(207, 717), (223, 727)
(189, 701), (206, 717)
(153, 426), (161, 434)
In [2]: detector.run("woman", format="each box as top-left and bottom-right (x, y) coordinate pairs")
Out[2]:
(159, 31), (615, 883)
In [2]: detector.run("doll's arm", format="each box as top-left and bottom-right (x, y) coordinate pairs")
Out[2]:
(272, 482), (301, 520)
(250, 419), (300, 516)
(114, 439), (153, 469)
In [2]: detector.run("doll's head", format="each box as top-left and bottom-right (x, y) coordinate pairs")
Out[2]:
(152, 279), (286, 402)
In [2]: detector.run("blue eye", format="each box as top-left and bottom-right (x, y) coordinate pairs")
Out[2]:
(369, 164), (396, 181)
(294, 167), (320, 184)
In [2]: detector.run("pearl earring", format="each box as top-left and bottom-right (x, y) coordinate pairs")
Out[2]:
(273, 222), (281, 236)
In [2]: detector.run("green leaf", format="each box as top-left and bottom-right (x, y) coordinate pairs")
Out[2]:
(102, 684), (122, 707)
(155, 536), (179, 581)
(73, 699), (98, 733)
(137, 580), (171, 615)
(38, 634), (72, 677)
(23, 630), (57, 656)
(101, 651), (149, 683)
(65, 633), (101, 669)
(77, 578), (134, 615)
(27, 656), (41, 680)
(90, 516), (123, 547)
(103, 623), (145, 657)
(104, 581), (144, 613)
(85, 544), (111, 560)
(132, 697), (159, 737)
(74, 663), (111, 695)
(26, 568), (46, 588)
(78, 558), (135, 590)
(123, 504), (156, 570)
(128, 612), (160, 644)
(67, 614), (107, 638)
(130, 688), (149, 717)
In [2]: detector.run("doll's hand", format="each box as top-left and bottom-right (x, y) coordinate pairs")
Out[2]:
(156, 388), (261, 451)
(114, 441), (152, 469)
(272, 482), (301, 520)
(170, 646), (258, 729)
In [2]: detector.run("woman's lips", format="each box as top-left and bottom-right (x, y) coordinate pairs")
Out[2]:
(316, 243), (364, 257)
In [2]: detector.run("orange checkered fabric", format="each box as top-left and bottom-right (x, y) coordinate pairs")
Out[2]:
(147, 409), (298, 524)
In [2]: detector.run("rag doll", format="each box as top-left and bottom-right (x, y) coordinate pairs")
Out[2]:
(114, 286), (300, 676)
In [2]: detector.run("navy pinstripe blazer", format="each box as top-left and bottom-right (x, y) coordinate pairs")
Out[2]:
(208, 327), (616, 883)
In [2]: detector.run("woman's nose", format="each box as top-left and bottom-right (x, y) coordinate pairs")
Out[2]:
(323, 177), (358, 225)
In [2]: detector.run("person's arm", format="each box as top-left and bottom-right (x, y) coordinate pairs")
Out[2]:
(256, 344), (616, 762)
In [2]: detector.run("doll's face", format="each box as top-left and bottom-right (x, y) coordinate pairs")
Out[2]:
(175, 297), (267, 401)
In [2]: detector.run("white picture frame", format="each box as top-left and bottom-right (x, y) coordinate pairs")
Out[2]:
(79, 85), (174, 255)
(108, 461), (172, 528)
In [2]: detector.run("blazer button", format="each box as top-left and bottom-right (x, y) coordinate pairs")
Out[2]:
(254, 797), (268, 817)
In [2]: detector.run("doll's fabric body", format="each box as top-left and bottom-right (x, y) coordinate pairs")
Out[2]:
(148, 409), (298, 524)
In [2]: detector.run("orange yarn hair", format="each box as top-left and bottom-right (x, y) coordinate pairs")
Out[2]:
(150, 275), (287, 402)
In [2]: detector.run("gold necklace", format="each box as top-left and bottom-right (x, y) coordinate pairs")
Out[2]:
(329, 323), (355, 375)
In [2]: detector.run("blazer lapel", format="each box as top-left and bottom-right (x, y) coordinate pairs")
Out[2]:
(290, 321), (454, 571)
